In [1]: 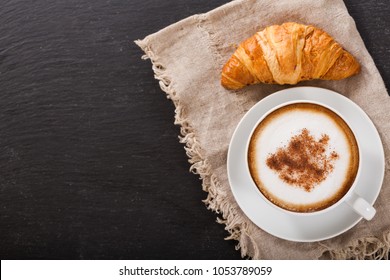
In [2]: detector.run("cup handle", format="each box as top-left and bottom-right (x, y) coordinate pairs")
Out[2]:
(346, 194), (376, 220)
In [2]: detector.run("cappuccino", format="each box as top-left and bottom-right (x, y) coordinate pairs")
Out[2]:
(248, 102), (359, 213)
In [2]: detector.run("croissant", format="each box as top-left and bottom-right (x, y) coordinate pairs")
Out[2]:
(221, 22), (360, 89)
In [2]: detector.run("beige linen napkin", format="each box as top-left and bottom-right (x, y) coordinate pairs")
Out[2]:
(136, 0), (390, 259)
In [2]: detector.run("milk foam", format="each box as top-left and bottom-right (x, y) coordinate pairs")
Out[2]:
(251, 106), (353, 208)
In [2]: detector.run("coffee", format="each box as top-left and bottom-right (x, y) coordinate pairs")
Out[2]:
(248, 102), (359, 213)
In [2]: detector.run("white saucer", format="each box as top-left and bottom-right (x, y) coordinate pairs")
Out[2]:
(227, 87), (385, 242)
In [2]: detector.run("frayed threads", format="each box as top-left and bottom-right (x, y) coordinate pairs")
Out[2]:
(135, 37), (248, 258)
(321, 230), (390, 260)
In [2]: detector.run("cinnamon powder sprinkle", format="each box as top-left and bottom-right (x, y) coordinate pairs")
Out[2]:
(266, 128), (339, 192)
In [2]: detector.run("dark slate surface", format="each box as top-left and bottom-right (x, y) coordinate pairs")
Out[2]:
(0, 0), (388, 259)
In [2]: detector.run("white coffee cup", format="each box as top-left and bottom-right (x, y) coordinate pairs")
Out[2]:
(246, 100), (376, 220)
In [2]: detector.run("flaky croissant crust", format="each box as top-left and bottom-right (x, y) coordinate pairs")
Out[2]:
(221, 22), (360, 89)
